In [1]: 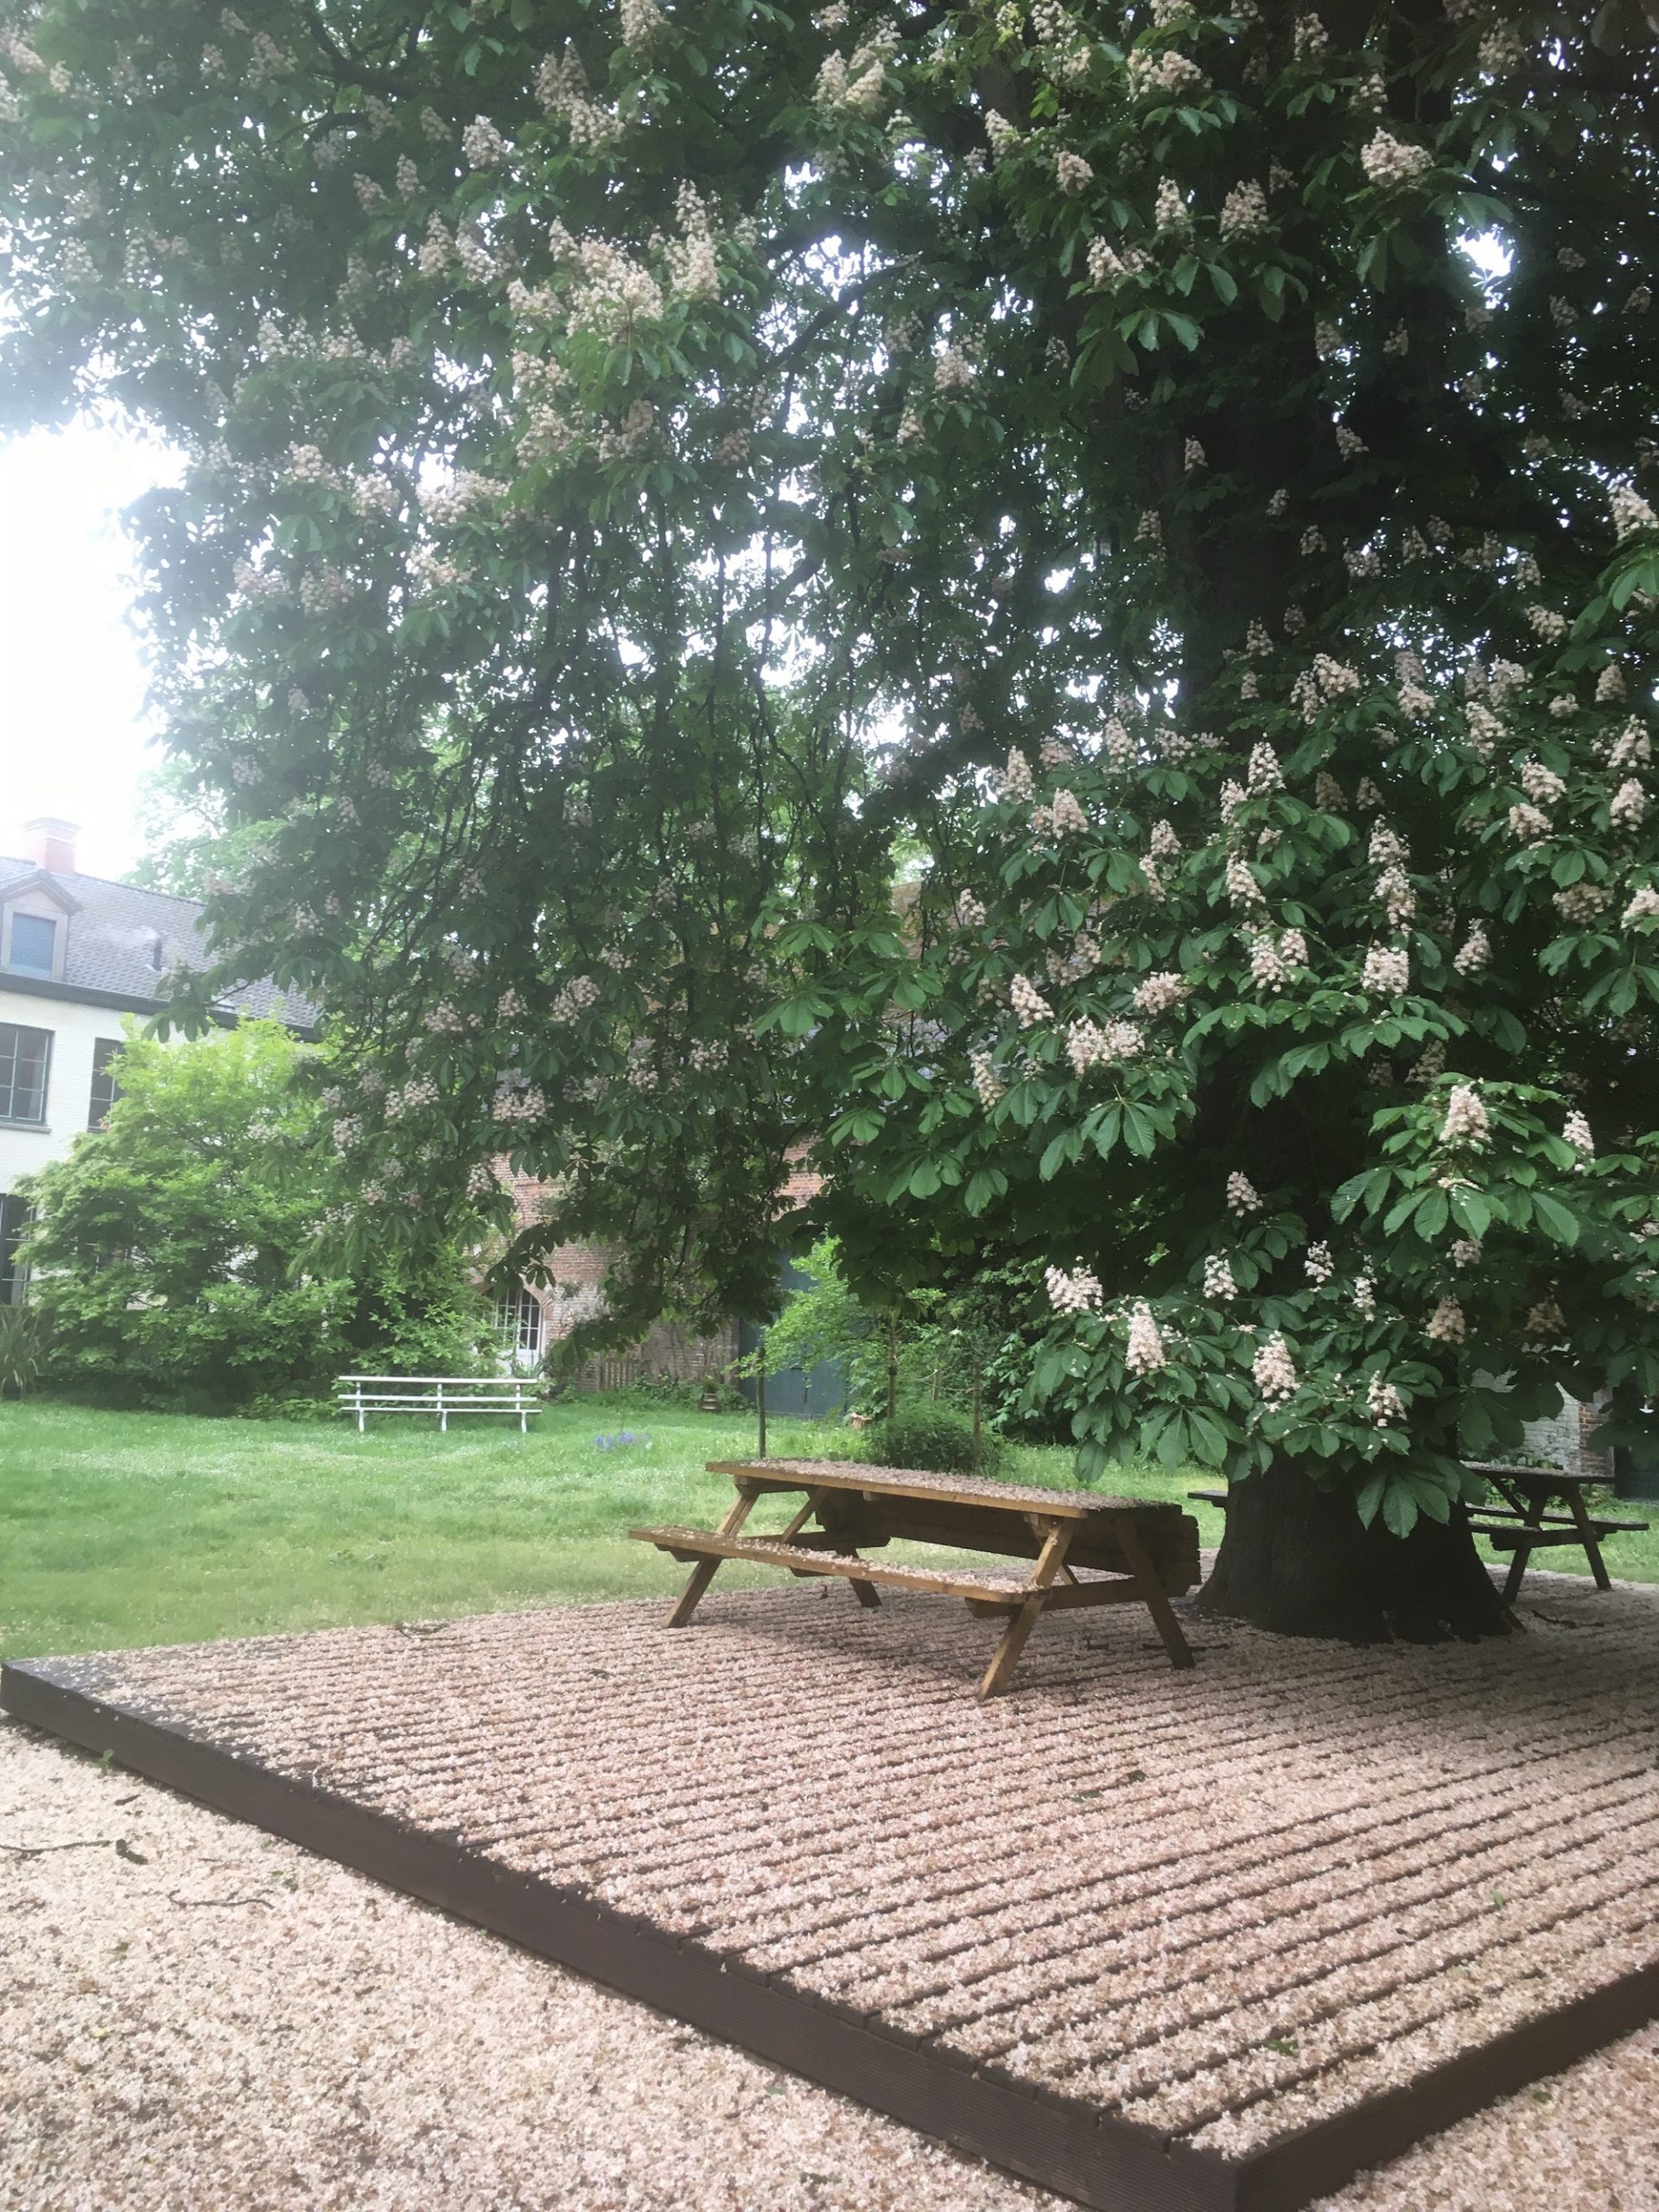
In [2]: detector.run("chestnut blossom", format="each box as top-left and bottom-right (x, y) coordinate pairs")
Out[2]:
(1367, 1372), (1406, 1425)
(1202, 1255), (1237, 1302)
(1305, 1242), (1335, 1286)
(956, 892), (987, 927)
(1611, 779), (1647, 830)
(1010, 973), (1053, 1028)
(1066, 1019), (1142, 1074)
(1440, 1084), (1490, 1148)
(1525, 1299), (1566, 1340)
(1184, 438), (1206, 474)
(1219, 181), (1268, 239)
(1426, 1297), (1466, 1345)
(1564, 1109), (1594, 1159)
(1451, 1238), (1483, 1269)
(1360, 130), (1433, 188)
(1354, 1272), (1377, 1317)
(1226, 1172), (1262, 1217)
(1050, 787), (1088, 838)
(1055, 149), (1094, 194)
(1609, 721), (1653, 772)
(969, 1050), (1005, 1110)
(1453, 923), (1491, 976)
(1127, 48), (1205, 100)
(1154, 176), (1188, 232)
(1252, 1333), (1298, 1406)
(1361, 944), (1409, 997)
(1124, 1302), (1168, 1376)
(1148, 819), (1182, 861)
(1611, 483), (1658, 542)
(999, 748), (1036, 800)
(1132, 970), (1188, 1018)
(1622, 886), (1659, 926)
(1046, 1263), (1103, 1314)
(1508, 803), (1553, 844)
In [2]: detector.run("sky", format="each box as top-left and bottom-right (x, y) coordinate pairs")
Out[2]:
(0, 415), (179, 880)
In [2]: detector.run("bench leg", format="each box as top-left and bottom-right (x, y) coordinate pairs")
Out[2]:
(1118, 1524), (1196, 1671)
(667, 1491), (756, 1628)
(1566, 1486), (1614, 1591)
(977, 1521), (1071, 1700)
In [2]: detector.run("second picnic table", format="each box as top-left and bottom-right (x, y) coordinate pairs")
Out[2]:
(1464, 1461), (1649, 1600)
(631, 1459), (1201, 1700)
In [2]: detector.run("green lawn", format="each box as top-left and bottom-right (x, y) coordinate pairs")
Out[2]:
(2, 1400), (1652, 1661)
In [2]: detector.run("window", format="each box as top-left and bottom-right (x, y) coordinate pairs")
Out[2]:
(0, 1193), (26, 1305)
(494, 1286), (544, 1357)
(89, 1039), (123, 1128)
(0, 1023), (50, 1124)
(6, 912), (56, 976)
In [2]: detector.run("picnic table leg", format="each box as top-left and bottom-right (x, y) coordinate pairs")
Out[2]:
(1118, 1523), (1196, 1671)
(1503, 1493), (1548, 1605)
(977, 1521), (1073, 1701)
(1564, 1485), (1615, 1591)
(667, 1489), (757, 1628)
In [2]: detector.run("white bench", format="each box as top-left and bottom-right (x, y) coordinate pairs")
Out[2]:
(336, 1374), (543, 1433)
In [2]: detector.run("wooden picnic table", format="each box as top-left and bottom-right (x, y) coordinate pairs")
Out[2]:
(1464, 1461), (1649, 1602)
(631, 1459), (1201, 1700)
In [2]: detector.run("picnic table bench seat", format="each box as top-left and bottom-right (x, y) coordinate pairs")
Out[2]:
(631, 1458), (1201, 1700)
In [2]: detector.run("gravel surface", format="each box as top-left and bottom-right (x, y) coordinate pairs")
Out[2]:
(5, 1573), (1657, 2209)
(3, 1714), (1657, 2212)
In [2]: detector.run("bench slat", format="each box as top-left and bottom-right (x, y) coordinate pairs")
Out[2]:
(632, 1525), (1039, 1604)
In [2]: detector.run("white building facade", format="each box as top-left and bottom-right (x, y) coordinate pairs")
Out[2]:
(1, 818), (315, 1302)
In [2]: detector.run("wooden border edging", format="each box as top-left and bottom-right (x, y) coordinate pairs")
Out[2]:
(6, 1656), (1656, 2212)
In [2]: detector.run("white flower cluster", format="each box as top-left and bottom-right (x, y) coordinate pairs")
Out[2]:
(1125, 1302), (1168, 1376)
(1375, 865), (1415, 929)
(620, 0), (664, 49)
(1361, 130), (1433, 188)
(1246, 931), (1304, 993)
(970, 1050), (1005, 1109)
(1440, 1083), (1490, 1147)
(1184, 437), (1207, 474)
(1354, 1271), (1377, 1317)
(1453, 922), (1491, 976)
(1597, 664), (1627, 703)
(1252, 1333), (1298, 1406)
(1361, 944), (1409, 997)
(1526, 604), (1569, 643)
(383, 1074), (439, 1123)
(815, 27), (896, 115)
(998, 748), (1036, 800)
(1426, 1297), (1466, 1344)
(1334, 424), (1369, 461)
(1304, 1241), (1335, 1286)
(1610, 720), (1653, 772)
(1564, 1109), (1595, 1159)
(1033, 787), (1089, 840)
(1154, 175), (1188, 232)
(1367, 1372), (1405, 1426)
(1225, 852), (1264, 911)
(1087, 238), (1152, 288)
(1623, 886), (1659, 926)
(1219, 181), (1268, 239)
(552, 975), (600, 1021)
(1521, 760), (1567, 807)
(461, 115), (507, 168)
(1104, 715), (1138, 769)
(956, 892), (987, 928)
(1133, 970), (1188, 1017)
(1065, 1019), (1142, 1075)
(1046, 1264), (1103, 1314)
(1056, 149), (1094, 194)
(1127, 48), (1206, 100)
(1226, 1172), (1262, 1217)
(1202, 1254), (1237, 1301)
(1148, 819), (1182, 861)
(1451, 1237), (1483, 1269)
(1246, 742), (1283, 793)
(1554, 883), (1611, 926)
(1464, 702), (1503, 759)
(1509, 803), (1554, 845)
(1611, 779), (1648, 830)
(1611, 484), (1659, 541)
(1010, 974), (1053, 1028)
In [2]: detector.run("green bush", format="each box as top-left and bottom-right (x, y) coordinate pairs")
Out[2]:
(858, 1403), (1004, 1478)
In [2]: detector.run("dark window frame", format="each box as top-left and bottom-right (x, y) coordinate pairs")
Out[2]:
(0, 1021), (51, 1126)
(0, 1192), (27, 1305)
(89, 1038), (123, 1128)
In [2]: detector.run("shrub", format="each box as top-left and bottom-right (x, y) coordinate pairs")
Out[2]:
(858, 1403), (1004, 1478)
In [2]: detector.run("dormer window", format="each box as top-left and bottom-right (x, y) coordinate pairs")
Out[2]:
(8, 912), (55, 976)
(1, 871), (76, 981)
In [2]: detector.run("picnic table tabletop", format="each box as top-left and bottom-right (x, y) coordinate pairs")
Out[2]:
(706, 1456), (1185, 1520)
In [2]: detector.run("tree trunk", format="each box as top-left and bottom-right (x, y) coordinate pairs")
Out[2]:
(1194, 1459), (1515, 1643)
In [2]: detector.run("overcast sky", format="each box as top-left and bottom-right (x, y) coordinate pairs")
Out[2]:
(0, 415), (179, 880)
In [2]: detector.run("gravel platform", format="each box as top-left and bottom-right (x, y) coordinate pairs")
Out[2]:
(4, 1573), (1657, 2209)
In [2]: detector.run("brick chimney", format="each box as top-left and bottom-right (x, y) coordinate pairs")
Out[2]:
(23, 817), (79, 874)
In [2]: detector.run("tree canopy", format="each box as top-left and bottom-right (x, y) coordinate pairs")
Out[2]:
(4, 0), (1659, 1590)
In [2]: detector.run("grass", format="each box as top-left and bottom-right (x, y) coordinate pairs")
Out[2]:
(1, 1400), (1652, 1661)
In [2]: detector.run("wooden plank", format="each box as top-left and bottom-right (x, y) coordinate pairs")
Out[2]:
(977, 1519), (1073, 1700)
(962, 1577), (1154, 1617)
(632, 1526), (1033, 1605)
(1472, 1526), (1606, 1552)
(664, 1491), (757, 1628)
(1117, 1522), (1197, 1671)
(814, 1495), (1195, 1582)
(709, 1459), (1182, 1525)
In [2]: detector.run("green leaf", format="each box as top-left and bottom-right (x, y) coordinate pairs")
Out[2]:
(1532, 1192), (1580, 1246)
(1380, 1478), (1419, 1538)
(1413, 1187), (1449, 1241)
